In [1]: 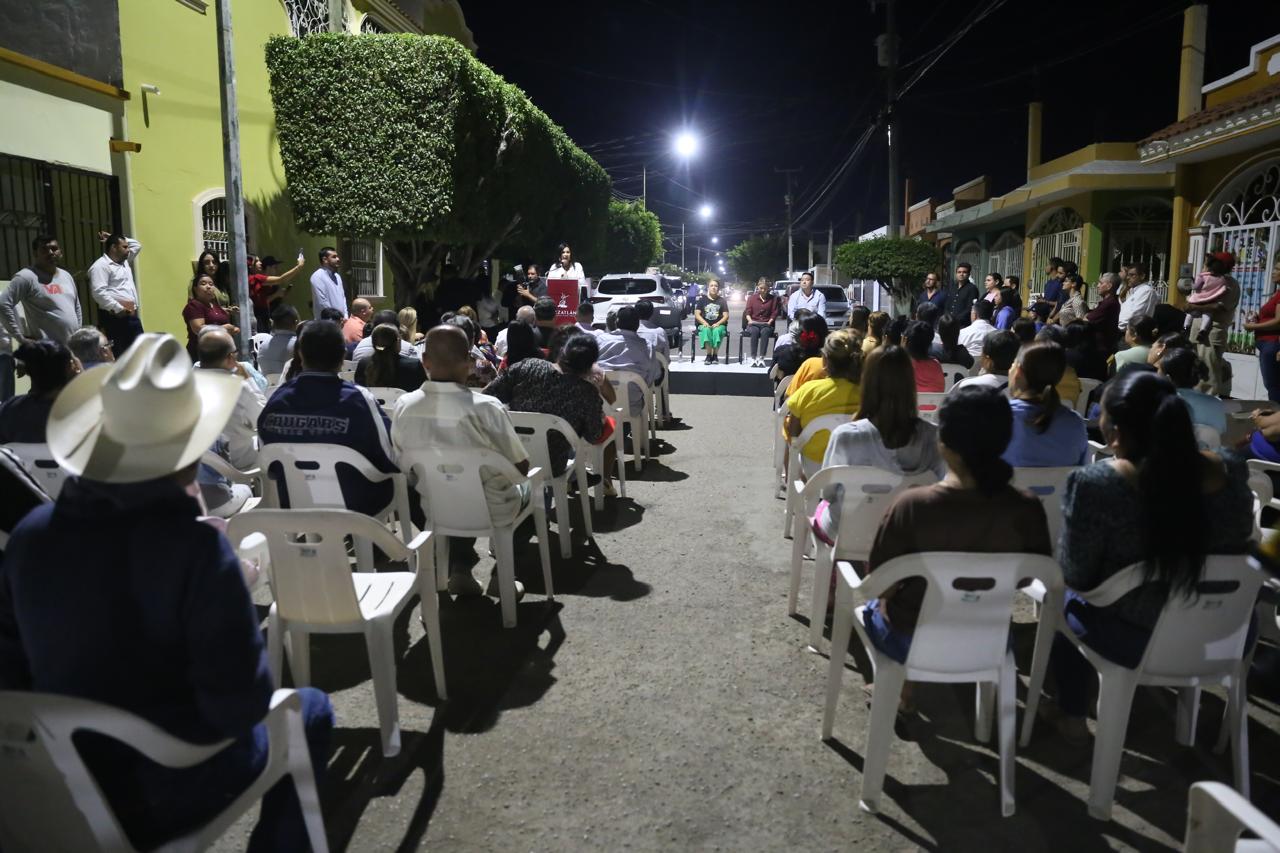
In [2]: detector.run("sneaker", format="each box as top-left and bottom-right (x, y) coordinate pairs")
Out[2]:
(603, 479), (618, 498)
(704, 354), (712, 364)
(447, 571), (484, 597)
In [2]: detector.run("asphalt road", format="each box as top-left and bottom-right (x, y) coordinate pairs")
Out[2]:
(217, 392), (1280, 851)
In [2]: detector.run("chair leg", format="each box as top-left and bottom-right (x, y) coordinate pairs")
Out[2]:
(860, 661), (907, 815)
(433, 535), (449, 592)
(1020, 593), (1058, 747)
(787, 509), (810, 616)
(591, 446), (606, 512)
(998, 652), (1018, 817)
(1175, 687), (1201, 747)
(1227, 674), (1251, 798)
(822, 575), (856, 739)
(418, 579), (447, 701)
(575, 465), (594, 539)
(552, 480), (572, 558)
(976, 681), (996, 744)
(289, 628), (311, 688)
(365, 620), (402, 758)
(354, 535), (375, 573)
(493, 528), (518, 629)
(268, 606), (285, 690)
(614, 427), (628, 498)
(532, 501), (555, 602)
(282, 706), (329, 853)
(808, 547), (836, 652)
(1088, 671), (1138, 821)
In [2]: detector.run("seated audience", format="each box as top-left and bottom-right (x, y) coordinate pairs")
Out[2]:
(1042, 371), (1253, 742)
(846, 304), (870, 343)
(399, 306), (424, 344)
(501, 321), (547, 373)
(861, 386), (1052, 706)
(343, 297), (372, 345)
(352, 309), (415, 361)
(66, 325), (114, 370)
(774, 313), (829, 383)
(496, 305), (537, 358)
(1011, 316), (1038, 348)
(929, 313), (974, 370)
(596, 305), (661, 416)
(1113, 315), (1157, 373)
(812, 344), (946, 542)
(574, 302), (597, 334)
(257, 303), (299, 376)
(903, 319), (944, 392)
(635, 299), (671, 362)
(355, 324), (427, 392)
(1035, 325), (1083, 404)
(952, 329), (1018, 395)
(0, 332), (332, 850)
(1002, 341), (1088, 467)
(0, 340), (80, 443)
(1158, 347), (1226, 443)
(194, 328), (266, 517)
(533, 296), (558, 347)
(258, 320), (399, 516)
(1064, 320), (1109, 382)
(862, 310), (889, 355)
(784, 330), (863, 477)
(447, 313), (498, 387)
(1054, 273), (1087, 325)
(958, 298), (997, 359)
(392, 325), (532, 596)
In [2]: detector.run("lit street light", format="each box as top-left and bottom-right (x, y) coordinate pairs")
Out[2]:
(711, 236), (719, 245)
(699, 203), (713, 219)
(673, 130), (699, 159)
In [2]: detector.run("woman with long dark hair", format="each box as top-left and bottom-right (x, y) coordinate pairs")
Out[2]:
(994, 286), (1021, 331)
(354, 324), (425, 392)
(1041, 371), (1253, 742)
(1003, 341), (1087, 467)
(182, 273), (239, 361)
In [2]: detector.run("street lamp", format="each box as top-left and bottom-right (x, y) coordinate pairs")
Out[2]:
(699, 203), (713, 219)
(643, 129), (700, 208)
(682, 200), (713, 270)
(711, 236), (719, 245)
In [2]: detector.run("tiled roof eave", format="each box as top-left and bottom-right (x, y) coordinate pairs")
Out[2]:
(1139, 99), (1280, 163)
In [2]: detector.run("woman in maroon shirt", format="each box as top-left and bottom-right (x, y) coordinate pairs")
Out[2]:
(182, 273), (239, 360)
(1243, 252), (1280, 402)
(743, 277), (781, 366)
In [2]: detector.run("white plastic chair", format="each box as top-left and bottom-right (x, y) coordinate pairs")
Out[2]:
(940, 362), (969, 391)
(508, 410), (594, 555)
(789, 465), (938, 651)
(917, 392), (946, 424)
(257, 443), (413, 572)
(251, 331), (272, 354)
(1183, 781), (1280, 852)
(1076, 377), (1102, 415)
(402, 446), (553, 629)
(1194, 424), (1223, 450)
(1087, 439), (1113, 463)
(604, 369), (653, 472)
(772, 402), (791, 497)
(1021, 556), (1264, 820)
(0, 688), (327, 852)
(3, 442), (70, 499)
(1012, 466), (1076, 557)
(654, 351), (672, 422)
(782, 414), (852, 539)
(365, 386), (407, 410)
(774, 374), (795, 410)
(228, 509), (442, 758)
(823, 552), (1063, 817)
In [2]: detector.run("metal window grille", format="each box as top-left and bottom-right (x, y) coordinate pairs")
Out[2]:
(342, 237), (382, 297)
(200, 195), (229, 260)
(1030, 209), (1084, 305)
(0, 153), (121, 326)
(360, 14), (387, 33)
(986, 230), (1024, 283)
(1201, 160), (1280, 355)
(953, 240), (982, 280)
(284, 0), (343, 36)
(1106, 200), (1172, 308)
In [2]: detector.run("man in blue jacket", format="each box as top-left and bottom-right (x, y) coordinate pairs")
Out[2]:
(0, 333), (332, 850)
(259, 318), (401, 516)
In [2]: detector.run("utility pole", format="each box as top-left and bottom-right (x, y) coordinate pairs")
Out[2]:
(776, 166), (801, 276)
(827, 222), (834, 282)
(642, 164), (646, 209)
(215, 0), (251, 356)
(681, 222), (685, 270)
(878, 0), (900, 238)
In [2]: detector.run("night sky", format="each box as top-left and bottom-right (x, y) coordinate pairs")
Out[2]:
(464, 1), (1280, 257)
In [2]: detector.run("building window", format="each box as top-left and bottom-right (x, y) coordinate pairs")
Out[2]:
(987, 231), (1024, 287)
(200, 194), (229, 260)
(360, 14), (388, 33)
(284, 0), (345, 37)
(342, 237), (383, 297)
(1029, 207), (1084, 302)
(953, 240), (982, 280)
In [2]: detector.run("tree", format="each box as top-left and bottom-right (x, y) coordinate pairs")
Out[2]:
(265, 33), (610, 306)
(726, 233), (788, 284)
(835, 237), (942, 313)
(599, 200), (662, 275)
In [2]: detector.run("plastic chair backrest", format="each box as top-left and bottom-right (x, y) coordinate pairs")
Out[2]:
(1141, 555), (1264, 681)
(0, 691), (227, 852)
(508, 410), (578, 479)
(1194, 424), (1222, 450)
(940, 363), (968, 391)
(794, 414), (852, 464)
(872, 552), (1062, 676)
(251, 332), (272, 353)
(1076, 378), (1102, 415)
(2, 442), (69, 498)
(258, 442), (386, 510)
(917, 392), (946, 422)
(366, 386), (406, 409)
(604, 369), (651, 412)
(228, 509), (400, 623)
(401, 446), (522, 533)
(1184, 781), (1280, 852)
(775, 375), (795, 409)
(1012, 466), (1076, 549)
(807, 465), (936, 561)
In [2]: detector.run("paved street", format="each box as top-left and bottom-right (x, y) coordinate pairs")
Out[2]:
(220, 392), (1280, 852)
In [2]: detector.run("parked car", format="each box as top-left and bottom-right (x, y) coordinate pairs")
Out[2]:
(781, 282), (851, 327)
(589, 273), (684, 346)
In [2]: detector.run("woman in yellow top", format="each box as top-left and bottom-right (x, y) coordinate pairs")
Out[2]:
(785, 330), (864, 477)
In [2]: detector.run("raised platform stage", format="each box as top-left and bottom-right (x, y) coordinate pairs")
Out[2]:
(667, 358), (774, 396)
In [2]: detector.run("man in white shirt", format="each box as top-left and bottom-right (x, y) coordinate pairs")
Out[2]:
(1117, 262), (1157, 332)
(573, 302), (599, 335)
(309, 246), (347, 318)
(957, 298), (997, 359)
(88, 231), (143, 357)
(785, 272), (825, 320)
(596, 305), (660, 416)
(194, 327), (266, 516)
(951, 329), (1017, 395)
(494, 305), (537, 358)
(392, 325), (531, 596)
(633, 299), (670, 360)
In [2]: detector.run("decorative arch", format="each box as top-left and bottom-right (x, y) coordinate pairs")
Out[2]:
(1028, 206), (1083, 238)
(1194, 150), (1280, 226)
(191, 188), (256, 261)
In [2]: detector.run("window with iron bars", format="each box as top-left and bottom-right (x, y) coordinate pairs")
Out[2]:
(342, 237), (383, 297)
(283, 0), (346, 37)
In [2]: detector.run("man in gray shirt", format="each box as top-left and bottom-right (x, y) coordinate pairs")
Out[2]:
(1, 235), (82, 344)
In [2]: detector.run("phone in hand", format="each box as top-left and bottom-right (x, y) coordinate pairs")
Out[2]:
(296, 248), (305, 264)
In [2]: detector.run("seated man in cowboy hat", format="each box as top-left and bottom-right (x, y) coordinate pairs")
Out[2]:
(0, 333), (333, 850)
(258, 318), (401, 516)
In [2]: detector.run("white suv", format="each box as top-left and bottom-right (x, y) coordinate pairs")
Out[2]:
(589, 273), (684, 346)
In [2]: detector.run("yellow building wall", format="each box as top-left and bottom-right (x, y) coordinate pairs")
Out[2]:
(117, 0), (333, 342)
(1203, 43), (1280, 109)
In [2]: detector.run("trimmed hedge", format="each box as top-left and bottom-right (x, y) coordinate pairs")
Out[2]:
(265, 33), (609, 297)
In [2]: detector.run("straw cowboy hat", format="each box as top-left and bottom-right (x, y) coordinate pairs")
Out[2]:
(48, 333), (242, 483)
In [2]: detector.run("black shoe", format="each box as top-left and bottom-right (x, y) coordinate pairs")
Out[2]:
(704, 354), (712, 364)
